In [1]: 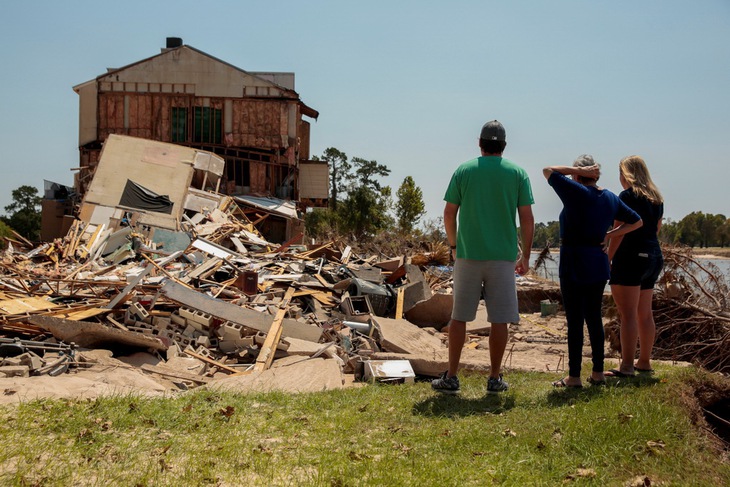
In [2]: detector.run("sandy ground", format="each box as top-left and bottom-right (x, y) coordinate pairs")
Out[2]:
(0, 310), (634, 405)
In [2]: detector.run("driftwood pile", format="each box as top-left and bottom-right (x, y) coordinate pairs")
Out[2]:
(606, 245), (730, 374)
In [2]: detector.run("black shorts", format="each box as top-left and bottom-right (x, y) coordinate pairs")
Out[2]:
(610, 250), (663, 290)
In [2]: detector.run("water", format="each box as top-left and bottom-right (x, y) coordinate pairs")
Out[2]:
(529, 252), (730, 284)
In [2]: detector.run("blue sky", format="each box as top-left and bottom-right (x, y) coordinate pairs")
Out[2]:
(1, 1), (729, 227)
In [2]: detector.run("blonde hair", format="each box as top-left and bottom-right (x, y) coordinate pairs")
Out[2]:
(619, 155), (663, 204)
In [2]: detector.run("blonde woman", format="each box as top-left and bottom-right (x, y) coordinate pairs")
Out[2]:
(607, 156), (664, 377)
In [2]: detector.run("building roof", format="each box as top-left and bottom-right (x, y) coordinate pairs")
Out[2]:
(73, 43), (319, 119)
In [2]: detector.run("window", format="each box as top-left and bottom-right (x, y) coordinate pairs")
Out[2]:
(193, 107), (222, 144)
(226, 159), (250, 188)
(171, 107), (187, 142)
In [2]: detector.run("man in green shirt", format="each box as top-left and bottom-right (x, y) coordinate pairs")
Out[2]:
(432, 120), (535, 395)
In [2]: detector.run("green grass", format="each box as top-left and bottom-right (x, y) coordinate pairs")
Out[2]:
(1, 366), (728, 486)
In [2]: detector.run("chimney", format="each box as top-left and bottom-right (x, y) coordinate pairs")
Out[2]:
(166, 37), (183, 49)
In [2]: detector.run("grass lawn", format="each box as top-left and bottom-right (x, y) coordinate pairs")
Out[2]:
(1, 365), (728, 486)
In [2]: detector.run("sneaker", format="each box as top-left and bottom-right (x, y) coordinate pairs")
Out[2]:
(487, 374), (509, 394)
(431, 371), (460, 394)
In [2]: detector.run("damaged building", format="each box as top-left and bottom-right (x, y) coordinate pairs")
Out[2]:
(41, 37), (328, 243)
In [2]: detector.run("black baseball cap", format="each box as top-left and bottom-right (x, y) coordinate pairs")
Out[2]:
(480, 120), (506, 141)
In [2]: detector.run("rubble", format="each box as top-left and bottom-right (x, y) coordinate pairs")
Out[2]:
(1, 136), (566, 403)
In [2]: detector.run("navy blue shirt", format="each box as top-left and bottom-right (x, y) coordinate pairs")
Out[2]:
(549, 173), (641, 283)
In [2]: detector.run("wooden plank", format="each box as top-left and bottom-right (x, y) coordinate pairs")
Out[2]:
(104, 264), (153, 309)
(107, 316), (129, 331)
(340, 245), (352, 264)
(395, 287), (405, 319)
(183, 349), (239, 374)
(0, 297), (58, 315)
(274, 232), (303, 254)
(160, 279), (322, 342)
(69, 221), (90, 258)
(52, 307), (109, 321)
(313, 273), (333, 289)
(78, 224), (104, 260)
(254, 286), (295, 371)
(62, 220), (80, 259)
(141, 253), (191, 288)
(295, 242), (333, 259)
(310, 292), (335, 307)
(182, 257), (222, 282)
(140, 363), (211, 383)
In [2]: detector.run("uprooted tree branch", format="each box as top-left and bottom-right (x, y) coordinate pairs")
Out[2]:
(606, 244), (730, 374)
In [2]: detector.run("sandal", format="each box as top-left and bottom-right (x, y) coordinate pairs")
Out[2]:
(605, 369), (635, 378)
(587, 377), (606, 386)
(552, 378), (583, 388)
(635, 367), (655, 374)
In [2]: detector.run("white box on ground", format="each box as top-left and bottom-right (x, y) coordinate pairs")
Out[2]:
(363, 360), (415, 383)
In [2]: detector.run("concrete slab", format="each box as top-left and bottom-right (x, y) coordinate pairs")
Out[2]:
(371, 316), (443, 354)
(206, 356), (345, 393)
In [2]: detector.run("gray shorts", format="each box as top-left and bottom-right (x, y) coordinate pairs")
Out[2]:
(452, 259), (519, 324)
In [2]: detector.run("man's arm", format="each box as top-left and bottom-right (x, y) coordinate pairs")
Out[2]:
(444, 202), (459, 259)
(516, 205), (534, 275)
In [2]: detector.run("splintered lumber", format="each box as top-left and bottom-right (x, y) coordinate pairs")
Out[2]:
(104, 264), (153, 309)
(28, 315), (167, 351)
(140, 253), (191, 288)
(62, 220), (81, 259)
(273, 232), (303, 254)
(78, 224), (104, 260)
(295, 242), (333, 259)
(181, 256), (222, 283)
(254, 286), (295, 371)
(160, 279), (322, 342)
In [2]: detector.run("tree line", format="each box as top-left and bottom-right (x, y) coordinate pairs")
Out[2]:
(533, 211), (730, 249)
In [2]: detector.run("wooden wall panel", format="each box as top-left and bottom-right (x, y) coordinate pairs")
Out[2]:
(250, 162), (267, 193)
(230, 99), (287, 150)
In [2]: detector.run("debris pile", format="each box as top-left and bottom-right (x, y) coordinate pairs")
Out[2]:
(1, 210), (565, 399)
(606, 245), (730, 374)
(0, 136), (563, 398)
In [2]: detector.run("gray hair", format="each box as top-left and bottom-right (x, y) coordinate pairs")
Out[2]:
(572, 154), (601, 182)
(573, 154), (600, 169)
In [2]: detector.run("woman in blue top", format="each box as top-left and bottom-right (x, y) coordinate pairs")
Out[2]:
(607, 155), (664, 377)
(544, 155), (642, 388)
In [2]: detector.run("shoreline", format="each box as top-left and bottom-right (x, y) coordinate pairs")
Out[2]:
(692, 253), (730, 260)
(539, 248), (730, 260)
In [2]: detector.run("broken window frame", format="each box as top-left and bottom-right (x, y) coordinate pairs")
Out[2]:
(171, 107), (187, 142)
(193, 106), (222, 144)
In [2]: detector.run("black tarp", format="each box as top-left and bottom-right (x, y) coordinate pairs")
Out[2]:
(119, 180), (174, 214)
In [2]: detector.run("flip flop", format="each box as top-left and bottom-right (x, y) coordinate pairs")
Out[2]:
(552, 378), (583, 388)
(605, 369), (635, 378)
(635, 367), (655, 374)
(587, 377), (606, 386)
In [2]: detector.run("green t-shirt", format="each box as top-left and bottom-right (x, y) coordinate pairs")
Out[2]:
(444, 156), (534, 261)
